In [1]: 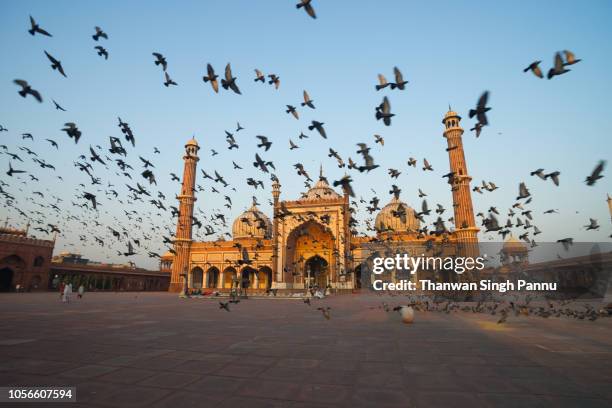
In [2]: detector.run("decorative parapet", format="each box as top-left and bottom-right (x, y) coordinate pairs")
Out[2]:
(0, 233), (54, 248)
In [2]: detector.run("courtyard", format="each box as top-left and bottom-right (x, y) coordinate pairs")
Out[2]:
(1, 292), (611, 408)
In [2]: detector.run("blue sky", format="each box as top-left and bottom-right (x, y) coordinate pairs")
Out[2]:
(0, 0), (611, 269)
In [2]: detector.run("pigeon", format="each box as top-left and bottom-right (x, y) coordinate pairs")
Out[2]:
(393, 305), (414, 324)
(516, 182), (531, 200)
(302, 90), (315, 108)
(523, 61), (543, 78)
(585, 161), (605, 186)
(6, 162), (26, 177)
(83, 192), (97, 209)
(152, 53), (167, 71)
(45, 139), (58, 149)
(356, 143), (379, 172)
(376, 74), (390, 91)
(584, 218), (599, 230)
(308, 121), (327, 138)
(92, 26), (108, 41)
(544, 171), (560, 186)
(296, 0), (316, 19)
(13, 80), (43, 103)
(256, 135), (272, 151)
(470, 122), (484, 137)
(52, 99), (66, 111)
(62, 122), (82, 144)
(286, 105), (299, 120)
(333, 175), (355, 197)
(547, 52), (570, 79)
(94, 46), (109, 59)
(221, 63), (241, 95)
(164, 72), (177, 87)
(375, 96), (393, 126)
(254, 69), (265, 82)
(203, 63), (219, 93)
(317, 306), (331, 319)
(268, 74), (280, 89)
(28, 16), (52, 37)
(469, 91), (491, 126)
(390, 67), (408, 90)
(44, 51), (67, 77)
(563, 50), (581, 66)
(530, 168), (546, 180)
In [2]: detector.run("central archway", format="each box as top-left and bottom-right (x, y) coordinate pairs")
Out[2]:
(284, 220), (335, 283)
(0, 268), (13, 292)
(304, 255), (329, 289)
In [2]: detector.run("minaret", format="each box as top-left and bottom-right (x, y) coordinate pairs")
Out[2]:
(169, 137), (200, 292)
(442, 109), (479, 258)
(271, 178), (281, 285)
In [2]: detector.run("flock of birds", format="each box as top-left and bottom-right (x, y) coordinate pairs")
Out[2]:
(216, 291), (612, 325)
(0, 8), (610, 275)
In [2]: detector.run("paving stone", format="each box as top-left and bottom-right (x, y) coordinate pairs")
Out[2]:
(58, 364), (118, 379)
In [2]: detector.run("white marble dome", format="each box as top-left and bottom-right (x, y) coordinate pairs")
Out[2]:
(232, 203), (272, 239)
(375, 196), (420, 233)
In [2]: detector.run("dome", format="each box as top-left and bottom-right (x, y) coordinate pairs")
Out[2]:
(303, 177), (341, 201)
(375, 196), (420, 233)
(161, 251), (174, 259)
(302, 168), (342, 201)
(502, 235), (528, 253)
(442, 109), (461, 123)
(232, 202), (272, 239)
(185, 137), (199, 147)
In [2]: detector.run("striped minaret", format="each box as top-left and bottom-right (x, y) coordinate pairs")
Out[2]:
(169, 137), (200, 292)
(271, 178), (281, 285)
(442, 109), (479, 259)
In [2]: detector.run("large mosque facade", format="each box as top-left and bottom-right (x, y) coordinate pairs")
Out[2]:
(165, 110), (480, 292)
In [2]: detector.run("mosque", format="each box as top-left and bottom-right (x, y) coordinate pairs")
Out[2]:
(164, 109), (480, 292)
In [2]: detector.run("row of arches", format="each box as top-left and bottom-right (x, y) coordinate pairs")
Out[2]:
(190, 266), (273, 290)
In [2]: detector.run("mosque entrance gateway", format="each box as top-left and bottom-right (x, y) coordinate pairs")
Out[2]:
(168, 108), (482, 293)
(305, 255), (328, 289)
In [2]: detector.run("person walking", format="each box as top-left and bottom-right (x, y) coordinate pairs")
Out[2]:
(78, 284), (85, 299)
(59, 281), (65, 301)
(63, 283), (72, 303)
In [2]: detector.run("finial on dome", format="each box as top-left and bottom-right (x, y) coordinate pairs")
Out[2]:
(251, 196), (258, 208)
(319, 163), (323, 179)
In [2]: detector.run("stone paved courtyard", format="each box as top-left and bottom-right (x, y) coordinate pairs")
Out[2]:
(1, 292), (611, 408)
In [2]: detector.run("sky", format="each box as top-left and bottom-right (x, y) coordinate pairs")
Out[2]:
(0, 0), (611, 270)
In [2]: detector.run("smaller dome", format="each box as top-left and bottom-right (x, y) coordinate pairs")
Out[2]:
(232, 202), (272, 239)
(161, 251), (174, 259)
(375, 196), (420, 233)
(185, 137), (199, 147)
(502, 235), (528, 253)
(442, 109), (461, 123)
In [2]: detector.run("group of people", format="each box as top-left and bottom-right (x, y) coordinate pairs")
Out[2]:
(58, 281), (85, 303)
